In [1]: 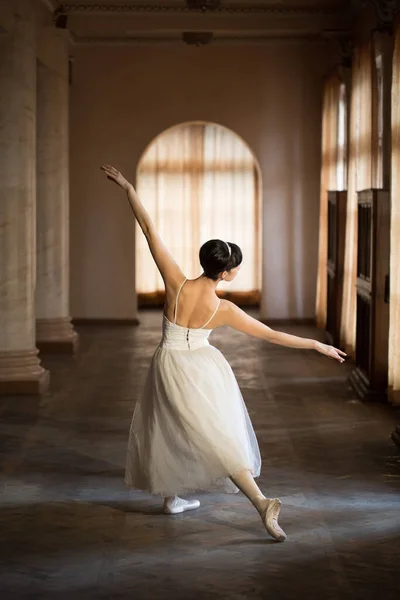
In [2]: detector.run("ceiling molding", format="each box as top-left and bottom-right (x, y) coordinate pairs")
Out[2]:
(186, 0), (221, 9)
(55, 3), (342, 16)
(39, 0), (60, 12)
(182, 31), (214, 45)
(54, 3), (350, 46)
(72, 33), (331, 46)
(358, 0), (400, 26)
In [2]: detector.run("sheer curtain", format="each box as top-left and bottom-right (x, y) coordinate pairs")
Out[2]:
(337, 80), (348, 191)
(389, 21), (400, 405)
(340, 49), (361, 354)
(201, 125), (260, 293)
(316, 72), (341, 328)
(357, 42), (374, 188)
(372, 41), (383, 189)
(136, 123), (204, 295)
(136, 122), (260, 298)
(340, 41), (375, 355)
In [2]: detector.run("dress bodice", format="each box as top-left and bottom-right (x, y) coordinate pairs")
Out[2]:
(160, 315), (212, 351)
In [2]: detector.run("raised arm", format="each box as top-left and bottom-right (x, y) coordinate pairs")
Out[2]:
(101, 164), (184, 287)
(222, 301), (346, 363)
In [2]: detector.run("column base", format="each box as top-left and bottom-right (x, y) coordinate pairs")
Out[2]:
(0, 349), (50, 396)
(349, 368), (387, 402)
(391, 425), (400, 448)
(36, 317), (79, 354)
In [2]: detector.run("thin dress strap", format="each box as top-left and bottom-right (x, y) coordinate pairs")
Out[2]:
(174, 278), (187, 324)
(201, 299), (221, 329)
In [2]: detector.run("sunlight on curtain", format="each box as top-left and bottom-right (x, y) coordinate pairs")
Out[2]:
(340, 49), (361, 354)
(389, 22), (400, 405)
(136, 123), (204, 294)
(201, 125), (260, 293)
(337, 82), (348, 191)
(136, 123), (259, 295)
(373, 49), (384, 188)
(357, 41), (374, 190)
(340, 41), (376, 355)
(316, 72), (341, 328)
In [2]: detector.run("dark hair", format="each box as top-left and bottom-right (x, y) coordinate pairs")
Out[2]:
(199, 239), (242, 280)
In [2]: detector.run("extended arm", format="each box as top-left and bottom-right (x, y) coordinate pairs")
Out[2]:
(222, 301), (346, 362)
(101, 164), (184, 287)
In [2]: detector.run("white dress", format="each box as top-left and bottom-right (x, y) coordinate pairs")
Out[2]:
(125, 279), (261, 496)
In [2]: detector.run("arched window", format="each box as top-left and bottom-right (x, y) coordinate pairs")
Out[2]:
(136, 122), (261, 305)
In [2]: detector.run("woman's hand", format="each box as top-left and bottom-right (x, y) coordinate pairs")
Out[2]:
(101, 164), (132, 191)
(101, 165), (186, 288)
(315, 341), (346, 363)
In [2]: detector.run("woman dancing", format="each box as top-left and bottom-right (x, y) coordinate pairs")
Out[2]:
(101, 164), (346, 543)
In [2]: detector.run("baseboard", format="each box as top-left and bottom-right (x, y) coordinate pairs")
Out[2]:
(0, 371), (50, 396)
(349, 368), (388, 402)
(72, 318), (140, 326)
(37, 337), (79, 354)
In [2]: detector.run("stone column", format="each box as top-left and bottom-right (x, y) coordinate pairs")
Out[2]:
(0, 1), (49, 394)
(36, 31), (78, 353)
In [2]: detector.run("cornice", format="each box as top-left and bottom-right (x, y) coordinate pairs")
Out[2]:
(39, 0), (60, 12)
(53, 3), (350, 46)
(55, 3), (341, 16)
(358, 0), (399, 25)
(72, 33), (330, 46)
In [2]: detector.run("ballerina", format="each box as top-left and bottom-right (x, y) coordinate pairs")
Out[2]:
(101, 164), (346, 543)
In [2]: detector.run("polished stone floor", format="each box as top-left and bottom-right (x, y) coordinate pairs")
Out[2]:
(1, 311), (400, 600)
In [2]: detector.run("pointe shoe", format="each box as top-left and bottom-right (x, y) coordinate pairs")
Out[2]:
(259, 498), (287, 542)
(163, 497), (201, 515)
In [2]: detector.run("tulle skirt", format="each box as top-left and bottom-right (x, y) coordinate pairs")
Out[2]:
(125, 344), (261, 496)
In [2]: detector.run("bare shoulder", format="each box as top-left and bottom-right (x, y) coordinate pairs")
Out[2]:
(219, 299), (246, 318)
(218, 299), (252, 327)
(219, 299), (274, 340)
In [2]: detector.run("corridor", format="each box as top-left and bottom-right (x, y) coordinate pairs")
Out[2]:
(0, 313), (399, 599)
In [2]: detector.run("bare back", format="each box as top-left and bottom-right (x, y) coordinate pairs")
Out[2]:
(165, 278), (223, 330)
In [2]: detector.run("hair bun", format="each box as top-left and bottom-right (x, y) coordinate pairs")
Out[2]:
(199, 239), (243, 281)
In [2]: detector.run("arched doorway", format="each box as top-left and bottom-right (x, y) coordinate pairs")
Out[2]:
(136, 121), (262, 307)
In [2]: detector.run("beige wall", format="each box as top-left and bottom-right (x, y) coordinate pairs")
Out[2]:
(70, 41), (330, 320)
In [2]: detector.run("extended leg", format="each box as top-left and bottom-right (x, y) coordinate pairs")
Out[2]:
(230, 470), (287, 542)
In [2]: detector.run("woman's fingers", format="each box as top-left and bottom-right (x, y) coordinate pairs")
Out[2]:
(101, 165), (120, 183)
(323, 345), (346, 361)
(101, 164), (119, 176)
(100, 164), (128, 189)
(331, 349), (345, 363)
(321, 345), (345, 363)
(335, 348), (347, 357)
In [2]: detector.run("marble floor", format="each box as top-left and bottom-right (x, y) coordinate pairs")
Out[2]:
(1, 311), (400, 600)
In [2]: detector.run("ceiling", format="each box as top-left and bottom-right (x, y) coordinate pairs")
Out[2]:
(49, 1), (352, 44)
(53, 1), (348, 6)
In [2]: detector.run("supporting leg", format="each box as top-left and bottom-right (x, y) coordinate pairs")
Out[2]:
(163, 495), (200, 515)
